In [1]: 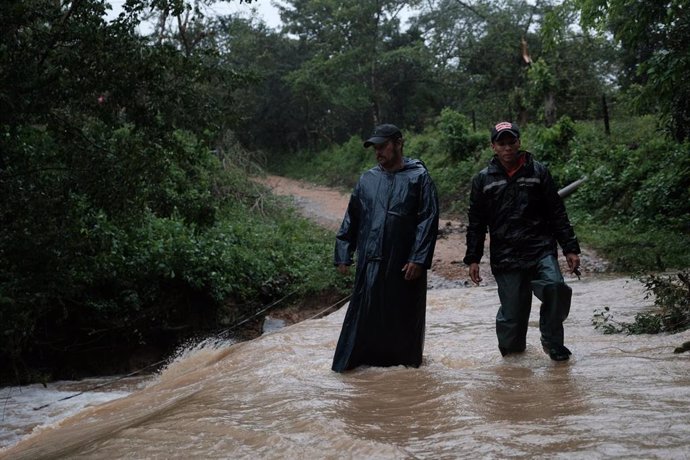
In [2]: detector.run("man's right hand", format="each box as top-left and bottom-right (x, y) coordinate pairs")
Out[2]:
(336, 264), (350, 275)
(469, 262), (482, 285)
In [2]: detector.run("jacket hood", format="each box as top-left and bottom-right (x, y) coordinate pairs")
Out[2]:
(375, 157), (427, 173)
(403, 157), (428, 170)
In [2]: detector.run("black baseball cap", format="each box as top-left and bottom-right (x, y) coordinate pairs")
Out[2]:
(490, 121), (520, 142)
(363, 124), (402, 148)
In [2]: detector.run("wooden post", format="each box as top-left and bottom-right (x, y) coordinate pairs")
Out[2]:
(602, 94), (610, 136)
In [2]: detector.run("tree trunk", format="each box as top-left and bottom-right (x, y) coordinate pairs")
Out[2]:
(544, 92), (557, 126)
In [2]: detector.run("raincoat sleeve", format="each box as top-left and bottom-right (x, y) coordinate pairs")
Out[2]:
(542, 168), (581, 255)
(408, 173), (439, 269)
(463, 173), (488, 265)
(334, 184), (360, 266)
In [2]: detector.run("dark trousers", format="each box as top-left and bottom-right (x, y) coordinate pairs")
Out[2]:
(493, 255), (572, 352)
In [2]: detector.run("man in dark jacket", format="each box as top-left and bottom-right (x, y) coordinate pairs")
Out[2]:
(332, 123), (439, 372)
(463, 121), (581, 361)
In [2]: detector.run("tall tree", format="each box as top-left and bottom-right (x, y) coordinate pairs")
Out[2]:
(530, 1), (618, 125)
(574, 0), (690, 141)
(414, 0), (536, 126)
(0, 0), (259, 376)
(277, 0), (433, 149)
(208, 15), (307, 152)
(414, 0), (618, 128)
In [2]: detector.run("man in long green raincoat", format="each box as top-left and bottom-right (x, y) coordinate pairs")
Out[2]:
(332, 124), (439, 373)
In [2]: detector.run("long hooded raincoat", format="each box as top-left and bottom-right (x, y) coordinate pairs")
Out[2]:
(332, 158), (439, 372)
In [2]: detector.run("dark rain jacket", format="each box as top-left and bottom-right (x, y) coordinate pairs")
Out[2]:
(332, 158), (439, 372)
(463, 151), (580, 273)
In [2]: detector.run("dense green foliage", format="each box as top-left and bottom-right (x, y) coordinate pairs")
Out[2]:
(0, 0), (349, 383)
(231, 0), (625, 153)
(269, 110), (690, 271)
(574, 0), (690, 142)
(562, 118), (690, 270)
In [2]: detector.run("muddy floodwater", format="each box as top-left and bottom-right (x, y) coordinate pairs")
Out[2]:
(2, 276), (689, 459)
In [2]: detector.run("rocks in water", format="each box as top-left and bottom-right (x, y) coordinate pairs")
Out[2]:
(673, 341), (690, 354)
(262, 316), (287, 334)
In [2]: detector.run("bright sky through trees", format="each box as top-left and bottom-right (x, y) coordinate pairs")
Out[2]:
(106, 0), (284, 28)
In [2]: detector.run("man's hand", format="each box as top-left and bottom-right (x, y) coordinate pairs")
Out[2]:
(469, 262), (482, 285)
(565, 253), (581, 276)
(336, 264), (350, 275)
(402, 262), (422, 281)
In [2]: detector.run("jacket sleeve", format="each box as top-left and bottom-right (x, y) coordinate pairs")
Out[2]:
(542, 168), (581, 255)
(334, 184), (360, 266)
(408, 172), (440, 269)
(463, 173), (488, 265)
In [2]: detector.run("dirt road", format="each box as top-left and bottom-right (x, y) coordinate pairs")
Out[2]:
(257, 174), (609, 289)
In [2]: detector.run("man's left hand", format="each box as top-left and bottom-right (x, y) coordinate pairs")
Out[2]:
(565, 253), (581, 275)
(402, 262), (422, 281)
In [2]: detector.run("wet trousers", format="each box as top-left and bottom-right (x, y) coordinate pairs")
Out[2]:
(492, 255), (572, 352)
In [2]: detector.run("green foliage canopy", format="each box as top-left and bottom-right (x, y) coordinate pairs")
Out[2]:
(573, 0), (690, 141)
(0, 0), (347, 383)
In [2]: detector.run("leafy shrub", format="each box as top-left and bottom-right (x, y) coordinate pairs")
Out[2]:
(269, 134), (370, 190)
(436, 108), (484, 161)
(555, 117), (690, 270)
(406, 126), (489, 214)
(0, 120), (348, 383)
(592, 270), (690, 334)
(631, 144), (690, 231)
(529, 116), (577, 179)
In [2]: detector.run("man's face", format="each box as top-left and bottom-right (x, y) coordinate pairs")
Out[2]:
(491, 134), (520, 167)
(374, 138), (402, 171)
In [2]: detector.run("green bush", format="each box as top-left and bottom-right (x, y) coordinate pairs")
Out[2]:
(528, 116), (577, 180)
(0, 0), (348, 383)
(269, 135), (371, 191)
(593, 270), (690, 334)
(0, 121), (348, 383)
(405, 123), (488, 214)
(270, 114), (690, 274)
(631, 144), (690, 230)
(436, 108), (485, 161)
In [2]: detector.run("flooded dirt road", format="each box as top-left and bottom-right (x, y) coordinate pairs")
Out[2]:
(2, 276), (689, 459)
(1, 176), (688, 459)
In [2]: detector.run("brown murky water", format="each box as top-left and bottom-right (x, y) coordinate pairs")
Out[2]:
(2, 276), (689, 459)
